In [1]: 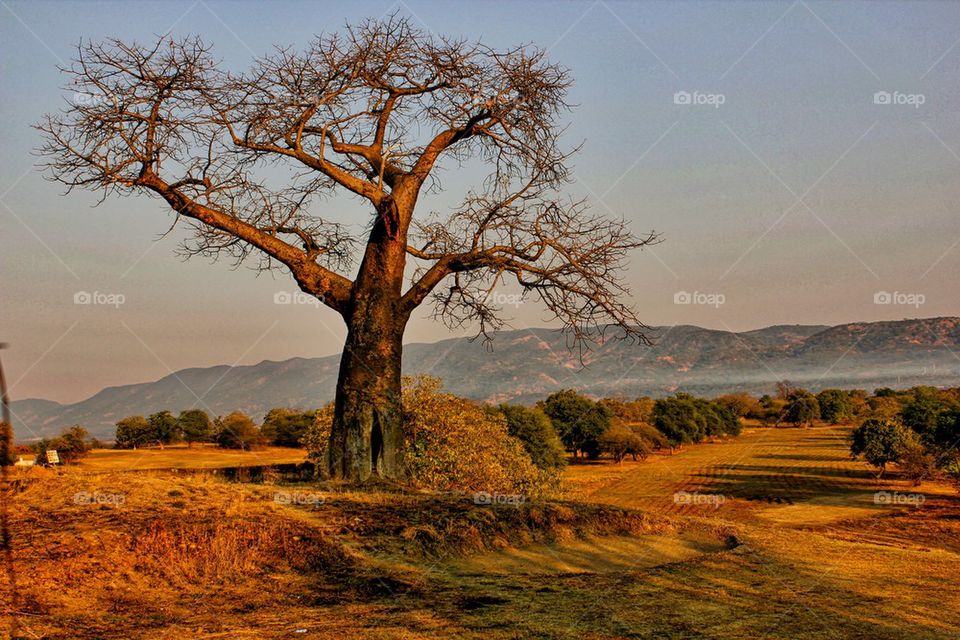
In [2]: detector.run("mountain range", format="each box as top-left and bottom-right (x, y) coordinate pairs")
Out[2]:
(11, 317), (960, 440)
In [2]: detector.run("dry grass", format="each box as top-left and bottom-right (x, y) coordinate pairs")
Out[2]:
(3, 425), (959, 639)
(77, 444), (307, 471)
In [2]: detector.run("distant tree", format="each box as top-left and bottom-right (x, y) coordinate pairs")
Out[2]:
(775, 380), (796, 400)
(33, 425), (91, 464)
(176, 409), (213, 447)
(652, 394), (703, 451)
(629, 422), (670, 451)
(850, 419), (915, 476)
(599, 424), (650, 463)
(715, 393), (759, 419)
(932, 409), (960, 452)
(816, 389), (854, 424)
(897, 442), (939, 486)
(541, 390), (611, 459)
(901, 387), (954, 444)
(867, 396), (903, 421)
(214, 412), (264, 450)
(496, 404), (566, 471)
(115, 415), (152, 449)
(147, 410), (179, 448)
(260, 408), (316, 448)
(598, 397), (655, 424)
(784, 391), (819, 427)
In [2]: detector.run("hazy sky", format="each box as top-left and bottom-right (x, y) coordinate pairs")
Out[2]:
(1, 0), (959, 403)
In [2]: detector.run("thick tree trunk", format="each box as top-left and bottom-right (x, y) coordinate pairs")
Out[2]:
(326, 195), (410, 482)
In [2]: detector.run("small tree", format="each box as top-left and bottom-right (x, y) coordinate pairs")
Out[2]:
(900, 387), (950, 442)
(176, 409), (213, 447)
(816, 389), (854, 424)
(214, 412), (263, 450)
(261, 408), (316, 448)
(147, 410), (179, 448)
(784, 391), (819, 427)
(850, 419), (914, 477)
(496, 404), (566, 471)
(715, 393), (759, 419)
(115, 415), (152, 449)
(599, 424), (650, 463)
(652, 394), (703, 451)
(33, 425), (91, 464)
(541, 390), (611, 459)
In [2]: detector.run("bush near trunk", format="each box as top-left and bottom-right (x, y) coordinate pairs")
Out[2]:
(306, 377), (550, 496)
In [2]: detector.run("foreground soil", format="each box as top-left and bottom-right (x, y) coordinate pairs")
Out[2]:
(4, 425), (959, 639)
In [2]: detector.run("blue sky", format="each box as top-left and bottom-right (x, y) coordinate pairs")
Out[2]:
(1, 0), (959, 402)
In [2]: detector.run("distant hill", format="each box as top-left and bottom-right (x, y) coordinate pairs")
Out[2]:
(11, 317), (960, 440)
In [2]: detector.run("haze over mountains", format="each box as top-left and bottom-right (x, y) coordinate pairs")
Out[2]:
(12, 317), (960, 440)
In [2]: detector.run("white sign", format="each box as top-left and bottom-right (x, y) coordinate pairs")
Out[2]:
(46, 449), (60, 464)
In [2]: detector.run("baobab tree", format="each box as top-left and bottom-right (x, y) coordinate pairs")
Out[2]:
(39, 17), (657, 482)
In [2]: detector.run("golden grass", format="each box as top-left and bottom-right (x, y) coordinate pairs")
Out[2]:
(77, 443), (307, 471)
(3, 425), (959, 639)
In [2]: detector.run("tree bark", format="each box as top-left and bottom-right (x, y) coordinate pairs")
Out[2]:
(326, 195), (410, 482)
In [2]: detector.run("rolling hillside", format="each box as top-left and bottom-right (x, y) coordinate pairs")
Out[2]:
(11, 317), (960, 440)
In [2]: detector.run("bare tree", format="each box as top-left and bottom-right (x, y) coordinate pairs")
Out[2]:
(38, 17), (658, 482)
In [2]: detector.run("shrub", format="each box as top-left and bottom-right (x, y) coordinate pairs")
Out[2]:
(897, 442), (939, 486)
(305, 379), (548, 495)
(402, 377), (547, 495)
(496, 404), (566, 471)
(32, 425), (91, 464)
(214, 411), (264, 450)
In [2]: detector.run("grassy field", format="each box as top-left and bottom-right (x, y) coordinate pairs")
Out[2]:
(77, 444), (308, 471)
(4, 425), (959, 639)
